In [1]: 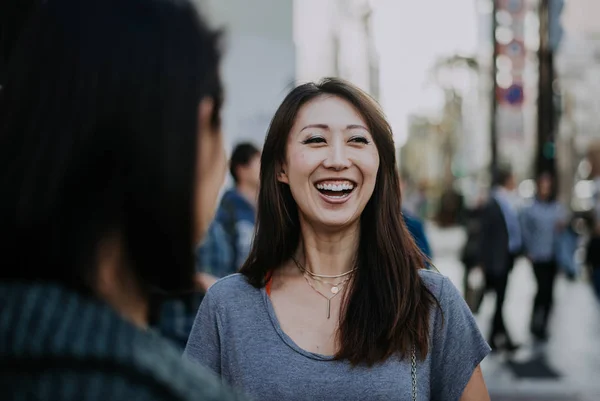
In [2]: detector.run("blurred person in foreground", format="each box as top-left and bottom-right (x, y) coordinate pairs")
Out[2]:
(520, 172), (568, 341)
(185, 78), (491, 401)
(158, 143), (260, 348)
(0, 0), (246, 400)
(478, 167), (522, 351)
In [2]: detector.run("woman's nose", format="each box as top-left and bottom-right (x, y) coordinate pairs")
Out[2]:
(322, 141), (351, 170)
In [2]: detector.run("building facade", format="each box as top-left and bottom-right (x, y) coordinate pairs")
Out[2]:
(197, 0), (296, 154)
(294, 0), (379, 97)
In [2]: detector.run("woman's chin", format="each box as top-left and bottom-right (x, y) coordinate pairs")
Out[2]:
(311, 214), (360, 232)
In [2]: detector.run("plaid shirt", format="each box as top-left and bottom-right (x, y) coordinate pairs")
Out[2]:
(198, 217), (255, 276)
(0, 282), (247, 401)
(158, 190), (255, 348)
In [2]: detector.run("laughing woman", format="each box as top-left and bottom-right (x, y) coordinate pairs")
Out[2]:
(185, 79), (491, 401)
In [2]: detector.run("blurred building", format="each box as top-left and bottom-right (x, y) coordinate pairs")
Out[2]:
(400, 55), (484, 209)
(557, 0), (600, 153)
(197, 0), (295, 154)
(383, 0), (484, 209)
(555, 0), (600, 207)
(294, 0), (379, 97)
(401, 116), (443, 186)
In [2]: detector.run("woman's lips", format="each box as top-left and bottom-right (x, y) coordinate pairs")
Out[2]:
(315, 186), (355, 204)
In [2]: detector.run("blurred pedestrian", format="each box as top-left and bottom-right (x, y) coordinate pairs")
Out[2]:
(400, 175), (433, 261)
(461, 204), (486, 313)
(403, 210), (433, 261)
(198, 142), (261, 287)
(587, 143), (600, 301)
(158, 142), (260, 349)
(520, 172), (568, 340)
(0, 0), (246, 400)
(185, 79), (491, 401)
(478, 167), (522, 351)
(586, 230), (600, 301)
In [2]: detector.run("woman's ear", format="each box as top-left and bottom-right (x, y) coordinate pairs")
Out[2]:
(277, 165), (289, 184)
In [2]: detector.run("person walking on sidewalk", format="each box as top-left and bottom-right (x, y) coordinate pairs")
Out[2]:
(586, 230), (600, 301)
(478, 167), (522, 351)
(520, 172), (568, 340)
(586, 150), (600, 301)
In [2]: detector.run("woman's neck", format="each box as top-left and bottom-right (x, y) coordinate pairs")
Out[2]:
(296, 221), (360, 276)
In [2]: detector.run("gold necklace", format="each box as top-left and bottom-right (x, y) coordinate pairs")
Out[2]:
(291, 257), (354, 318)
(302, 275), (349, 319)
(291, 256), (356, 279)
(292, 257), (351, 294)
(306, 274), (352, 294)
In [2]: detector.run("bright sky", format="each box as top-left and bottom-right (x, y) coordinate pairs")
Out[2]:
(372, 0), (479, 146)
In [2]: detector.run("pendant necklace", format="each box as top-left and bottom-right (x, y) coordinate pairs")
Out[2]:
(292, 256), (354, 294)
(291, 256), (354, 318)
(302, 272), (352, 295)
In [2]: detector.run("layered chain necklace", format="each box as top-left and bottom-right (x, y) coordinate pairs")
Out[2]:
(291, 256), (356, 319)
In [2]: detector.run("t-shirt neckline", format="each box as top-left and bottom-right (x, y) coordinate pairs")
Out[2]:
(260, 287), (335, 362)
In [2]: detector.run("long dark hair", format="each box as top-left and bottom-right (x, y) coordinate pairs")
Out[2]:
(0, 0), (41, 86)
(240, 78), (438, 366)
(0, 0), (222, 300)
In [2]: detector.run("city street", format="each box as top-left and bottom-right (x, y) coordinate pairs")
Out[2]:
(428, 224), (600, 401)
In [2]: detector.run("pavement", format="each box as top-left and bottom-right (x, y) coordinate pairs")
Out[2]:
(426, 224), (600, 401)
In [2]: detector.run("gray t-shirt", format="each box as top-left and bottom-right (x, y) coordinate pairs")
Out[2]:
(184, 270), (490, 401)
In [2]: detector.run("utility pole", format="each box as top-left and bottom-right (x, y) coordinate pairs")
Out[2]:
(537, 0), (563, 176)
(490, 0), (499, 180)
(536, 0), (555, 176)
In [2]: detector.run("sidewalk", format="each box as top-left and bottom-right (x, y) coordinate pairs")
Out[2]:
(427, 224), (600, 401)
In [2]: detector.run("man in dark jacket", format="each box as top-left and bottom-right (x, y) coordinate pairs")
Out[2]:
(478, 168), (522, 351)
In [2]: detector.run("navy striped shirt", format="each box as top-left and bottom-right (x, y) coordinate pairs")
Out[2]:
(0, 282), (248, 401)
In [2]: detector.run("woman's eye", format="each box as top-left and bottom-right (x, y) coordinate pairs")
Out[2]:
(350, 136), (370, 144)
(302, 136), (326, 144)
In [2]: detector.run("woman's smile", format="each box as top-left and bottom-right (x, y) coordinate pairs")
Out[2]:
(314, 179), (356, 203)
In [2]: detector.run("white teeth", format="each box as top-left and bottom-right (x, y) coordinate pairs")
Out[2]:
(315, 182), (355, 191)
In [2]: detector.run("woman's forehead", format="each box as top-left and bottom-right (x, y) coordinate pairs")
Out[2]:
(294, 96), (367, 130)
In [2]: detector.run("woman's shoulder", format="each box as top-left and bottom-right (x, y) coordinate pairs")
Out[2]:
(204, 273), (260, 303)
(418, 268), (490, 344)
(417, 268), (447, 298)
(418, 269), (471, 314)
